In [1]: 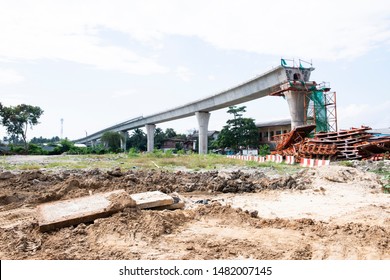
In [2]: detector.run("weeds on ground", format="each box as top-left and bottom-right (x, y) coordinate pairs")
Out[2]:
(0, 156), (13, 170)
(380, 173), (390, 194)
(0, 153), (302, 174)
(338, 161), (354, 167)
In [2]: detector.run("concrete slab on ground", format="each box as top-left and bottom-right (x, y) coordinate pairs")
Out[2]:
(152, 192), (185, 210)
(37, 190), (135, 232)
(130, 191), (174, 209)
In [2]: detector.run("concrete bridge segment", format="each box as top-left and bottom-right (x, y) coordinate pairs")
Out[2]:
(74, 64), (316, 153)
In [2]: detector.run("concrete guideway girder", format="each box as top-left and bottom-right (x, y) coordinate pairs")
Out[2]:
(74, 64), (317, 154)
(75, 66), (288, 143)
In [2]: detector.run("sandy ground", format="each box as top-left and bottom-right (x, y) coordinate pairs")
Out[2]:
(0, 156), (389, 260)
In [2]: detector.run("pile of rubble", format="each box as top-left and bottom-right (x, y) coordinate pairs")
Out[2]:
(273, 125), (390, 161)
(37, 190), (185, 232)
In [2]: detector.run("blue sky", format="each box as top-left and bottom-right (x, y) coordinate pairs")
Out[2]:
(1, 0), (389, 140)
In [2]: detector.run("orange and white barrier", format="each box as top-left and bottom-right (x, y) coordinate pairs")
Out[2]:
(229, 155), (330, 167)
(227, 155), (266, 163)
(370, 155), (384, 161)
(285, 156), (295, 165)
(315, 159), (330, 167)
(266, 155), (275, 162)
(300, 158), (315, 167)
(300, 158), (330, 167)
(267, 154), (283, 163)
(257, 156), (266, 163)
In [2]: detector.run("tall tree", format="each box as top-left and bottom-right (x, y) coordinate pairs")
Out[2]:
(30, 136), (60, 144)
(127, 128), (147, 151)
(154, 128), (165, 149)
(227, 105), (246, 119)
(0, 103), (44, 151)
(101, 131), (123, 152)
(216, 106), (258, 151)
(164, 128), (177, 138)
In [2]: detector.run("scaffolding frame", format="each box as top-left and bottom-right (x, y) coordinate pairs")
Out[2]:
(304, 91), (338, 132)
(324, 91), (337, 132)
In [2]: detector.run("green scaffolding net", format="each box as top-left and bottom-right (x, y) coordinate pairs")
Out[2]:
(309, 90), (328, 132)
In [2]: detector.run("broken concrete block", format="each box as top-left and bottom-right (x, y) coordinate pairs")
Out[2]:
(37, 190), (135, 232)
(130, 191), (174, 209)
(0, 171), (14, 180)
(152, 192), (185, 210)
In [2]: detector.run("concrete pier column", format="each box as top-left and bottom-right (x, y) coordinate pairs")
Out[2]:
(195, 111), (210, 154)
(284, 91), (306, 129)
(119, 131), (128, 152)
(145, 124), (156, 153)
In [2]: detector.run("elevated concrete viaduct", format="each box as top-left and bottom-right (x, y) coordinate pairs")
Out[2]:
(74, 64), (316, 154)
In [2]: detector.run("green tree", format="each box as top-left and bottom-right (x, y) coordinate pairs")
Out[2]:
(258, 144), (270, 156)
(154, 128), (165, 149)
(30, 136), (60, 144)
(127, 128), (147, 151)
(216, 106), (258, 152)
(50, 138), (75, 154)
(227, 105), (246, 119)
(0, 103), (44, 151)
(3, 135), (23, 145)
(153, 127), (182, 150)
(164, 128), (177, 138)
(101, 131), (123, 152)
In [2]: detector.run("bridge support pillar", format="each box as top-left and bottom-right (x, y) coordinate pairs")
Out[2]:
(284, 91), (305, 129)
(196, 111), (210, 154)
(119, 131), (128, 152)
(145, 124), (156, 153)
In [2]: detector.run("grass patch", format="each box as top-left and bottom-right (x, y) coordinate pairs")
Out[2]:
(0, 153), (302, 174)
(16, 164), (42, 170)
(244, 160), (301, 174)
(379, 173), (390, 194)
(338, 160), (354, 167)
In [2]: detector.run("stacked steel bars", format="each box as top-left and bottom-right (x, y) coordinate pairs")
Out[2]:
(273, 125), (390, 161)
(312, 126), (372, 160)
(314, 126), (390, 160)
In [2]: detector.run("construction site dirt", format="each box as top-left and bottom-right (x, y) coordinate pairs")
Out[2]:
(0, 158), (389, 260)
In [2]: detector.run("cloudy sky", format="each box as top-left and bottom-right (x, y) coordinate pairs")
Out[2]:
(1, 0), (390, 141)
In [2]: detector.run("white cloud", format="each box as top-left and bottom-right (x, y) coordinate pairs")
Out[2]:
(111, 89), (137, 98)
(338, 101), (390, 129)
(0, 0), (389, 73)
(176, 66), (193, 81)
(208, 75), (216, 81)
(0, 1), (168, 75)
(0, 68), (24, 85)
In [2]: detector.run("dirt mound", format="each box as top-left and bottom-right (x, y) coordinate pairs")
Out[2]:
(0, 169), (312, 209)
(314, 165), (381, 186)
(0, 201), (389, 260)
(0, 203), (390, 259)
(0, 166), (388, 260)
